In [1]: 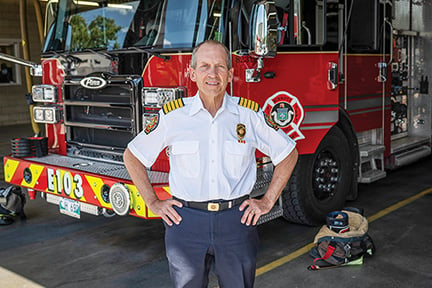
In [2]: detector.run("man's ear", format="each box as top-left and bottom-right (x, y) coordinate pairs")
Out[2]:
(228, 67), (234, 82)
(189, 66), (197, 82)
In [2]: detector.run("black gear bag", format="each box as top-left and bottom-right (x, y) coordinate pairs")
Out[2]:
(308, 208), (375, 270)
(0, 185), (26, 225)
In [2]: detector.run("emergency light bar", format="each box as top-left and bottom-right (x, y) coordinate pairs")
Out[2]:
(32, 85), (58, 103)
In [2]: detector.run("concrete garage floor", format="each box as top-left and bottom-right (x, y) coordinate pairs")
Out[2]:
(1, 124), (432, 287)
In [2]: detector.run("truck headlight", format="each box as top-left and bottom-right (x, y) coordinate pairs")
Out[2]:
(32, 85), (58, 103)
(142, 87), (184, 108)
(33, 106), (62, 124)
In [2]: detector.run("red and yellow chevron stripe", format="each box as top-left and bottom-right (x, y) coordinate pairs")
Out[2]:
(3, 156), (171, 219)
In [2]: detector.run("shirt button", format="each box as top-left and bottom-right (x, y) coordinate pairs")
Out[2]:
(211, 179), (215, 183)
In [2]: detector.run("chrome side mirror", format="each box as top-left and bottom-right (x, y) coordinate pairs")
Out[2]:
(249, 1), (277, 58)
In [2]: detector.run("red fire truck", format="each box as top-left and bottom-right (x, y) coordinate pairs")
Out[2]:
(2, 0), (431, 225)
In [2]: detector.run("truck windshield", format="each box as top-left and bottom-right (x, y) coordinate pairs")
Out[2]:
(43, 0), (228, 53)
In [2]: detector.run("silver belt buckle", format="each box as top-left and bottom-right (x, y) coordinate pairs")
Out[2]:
(207, 202), (220, 211)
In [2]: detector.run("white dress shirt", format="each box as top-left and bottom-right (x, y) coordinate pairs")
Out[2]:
(128, 93), (296, 202)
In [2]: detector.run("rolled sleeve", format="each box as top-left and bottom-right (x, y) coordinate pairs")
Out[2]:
(127, 140), (155, 168)
(270, 139), (296, 166)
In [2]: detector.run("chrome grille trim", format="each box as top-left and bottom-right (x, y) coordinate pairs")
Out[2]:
(62, 74), (143, 158)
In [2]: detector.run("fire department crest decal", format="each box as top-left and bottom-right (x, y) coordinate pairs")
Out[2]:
(263, 91), (305, 141)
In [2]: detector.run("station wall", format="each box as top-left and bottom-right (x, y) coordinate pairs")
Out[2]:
(0, 0), (43, 127)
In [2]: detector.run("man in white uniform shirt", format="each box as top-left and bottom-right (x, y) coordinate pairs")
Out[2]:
(124, 40), (298, 288)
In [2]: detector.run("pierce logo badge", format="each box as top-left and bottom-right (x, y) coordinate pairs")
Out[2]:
(263, 91), (305, 141)
(80, 77), (107, 89)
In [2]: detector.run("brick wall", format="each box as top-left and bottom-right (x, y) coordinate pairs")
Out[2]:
(0, 0), (43, 127)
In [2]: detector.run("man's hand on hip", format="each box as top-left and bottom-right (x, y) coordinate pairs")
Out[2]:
(148, 199), (183, 226)
(239, 149), (298, 226)
(239, 198), (273, 226)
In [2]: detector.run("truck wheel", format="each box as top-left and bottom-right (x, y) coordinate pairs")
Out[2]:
(282, 126), (352, 226)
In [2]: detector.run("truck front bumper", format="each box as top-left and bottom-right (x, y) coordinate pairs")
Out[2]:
(3, 154), (170, 219)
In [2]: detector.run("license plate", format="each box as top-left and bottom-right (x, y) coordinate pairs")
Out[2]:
(59, 198), (81, 219)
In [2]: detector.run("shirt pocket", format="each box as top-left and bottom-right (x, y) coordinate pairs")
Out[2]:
(171, 141), (200, 178)
(224, 141), (252, 179)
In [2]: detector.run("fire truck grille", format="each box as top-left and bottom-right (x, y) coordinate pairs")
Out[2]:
(63, 75), (142, 162)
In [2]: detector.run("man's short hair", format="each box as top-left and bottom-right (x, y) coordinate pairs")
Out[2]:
(190, 40), (232, 69)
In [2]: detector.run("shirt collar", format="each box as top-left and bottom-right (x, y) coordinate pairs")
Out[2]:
(188, 92), (239, 116)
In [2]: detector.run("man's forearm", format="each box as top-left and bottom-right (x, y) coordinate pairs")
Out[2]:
(123, 148), (158, 206)
(262, 148), (298, 207)
(239, 148), (298, 225)
(123, 148), (183, 225)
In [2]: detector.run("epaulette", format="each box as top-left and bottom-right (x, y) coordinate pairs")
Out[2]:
(238, 97), (259, 112)
(162, 98), (185, 114)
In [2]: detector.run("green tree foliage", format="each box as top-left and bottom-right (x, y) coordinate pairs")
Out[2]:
(70, 15), (121, 50)
(70, 15), (90, 50)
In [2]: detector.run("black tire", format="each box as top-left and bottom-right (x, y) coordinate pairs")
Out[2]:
(282, 126), (353, 226)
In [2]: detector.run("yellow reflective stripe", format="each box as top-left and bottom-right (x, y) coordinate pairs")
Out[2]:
(4, 159), (19, 183)
(85, 175), (110, 208)
(125, 184), (146, 217)
(20, 164), (44, 188)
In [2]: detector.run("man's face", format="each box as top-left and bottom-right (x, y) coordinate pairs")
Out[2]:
(190, 43), (233, 100)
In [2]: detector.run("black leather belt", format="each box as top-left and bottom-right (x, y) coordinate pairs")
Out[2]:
(173, 195), (249, 212)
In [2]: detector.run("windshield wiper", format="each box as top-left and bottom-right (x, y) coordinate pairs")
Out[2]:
(42, 50), (84, 64)
(44, 48), (114, 63)
(82, 48), (115, 61)
(43, 46), (170, 63)
(126, 46), (171, 61)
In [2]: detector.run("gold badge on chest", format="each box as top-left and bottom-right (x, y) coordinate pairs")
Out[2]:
(236, 123), (246, 143)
